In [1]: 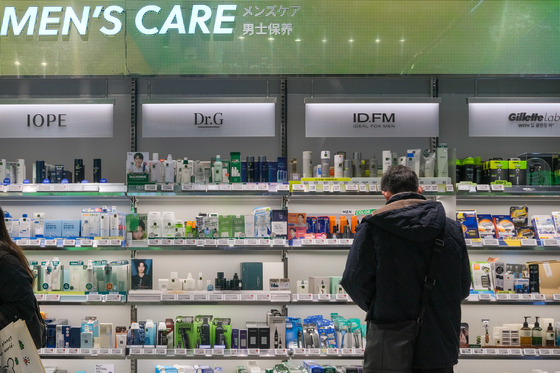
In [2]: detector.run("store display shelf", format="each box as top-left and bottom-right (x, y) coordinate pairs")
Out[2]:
(128, 290), (292, 304)
(127, 183), (290, 197)
(39, 347), (125, 359)
(466, 238), (560, 251)
(36, 292), (126, 304)
(463, 292), (560, 305)
(129, 238), (287, 251)
(459, 347), (560, 359)
(0, 183), (127, 200)
(127, 347), (364, 360)
(18, 238), (125, 250)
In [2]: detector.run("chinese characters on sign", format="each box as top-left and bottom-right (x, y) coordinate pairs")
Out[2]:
(242, 5), (301, 37)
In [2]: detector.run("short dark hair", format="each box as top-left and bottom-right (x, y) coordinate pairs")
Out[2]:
(134, 152), (144, 160)
(380, 165), (419, 194)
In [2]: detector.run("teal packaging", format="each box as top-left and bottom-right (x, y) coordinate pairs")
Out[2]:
(241, 262), (263, 290)
(44, 219), (62, 238)
(61, 219), (81, 238)
(329, 276), (344, 295)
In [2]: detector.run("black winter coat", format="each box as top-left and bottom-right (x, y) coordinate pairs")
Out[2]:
(341, 192), (471, 369)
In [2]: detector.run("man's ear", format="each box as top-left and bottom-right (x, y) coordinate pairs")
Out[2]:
(382, 190), (391, 201)
(417, 185), (424, 194)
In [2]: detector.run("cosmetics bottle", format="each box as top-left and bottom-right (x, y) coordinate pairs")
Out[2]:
(99, 206), (110, 237)
(368, 155), (378, 177)
(520, 316), (531, 347)
(165, 319), (174, 348)
(150, 153), (161, 183)
(289, 158), (299, 181)
(532, 316), (543, 346)
(144, 320), (156, 346)
(277, 156), (288, 182)
(213, 155), (223, 183)
(200, 318), (211, 346)
(74, 159), (84, 183)
(334, 154), (344, 178)
(422, 150), (436, 178)
(184, 273), (196, 291)
(246, 156), (255, 182)
(130, 323), (140, 345)
(197, 272), (204, 291)
(164, 154), (175, 183)
(93, 158), (102, 183)
(16, 159), (26, 183)
(302, 151), (313, 178)
(35, 160), (45, 183)
(215, 321), (225, 346)
(545, 323), (555, 347)
(259, 156), (268, 183)
(206, 280), (214, 291)
(352, 152), (362, 177)
(110, 211), (120, 237)
(320, 151), (331, 178)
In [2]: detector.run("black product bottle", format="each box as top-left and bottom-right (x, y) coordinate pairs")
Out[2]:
(545, 323), (555, 347)
(74, 159), (84, 183)
(215, 321), (225, 346)
(259, 156), (268, 182)
(274, 327), (279, 348)
(35, 160), (45, 183)
(246, 156), (255, 182)
(93, 158), (102, 182)
(200, 318), (211, 346)
(532, 316), (543, 347)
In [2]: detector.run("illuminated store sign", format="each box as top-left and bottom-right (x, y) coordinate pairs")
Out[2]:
(305, 99), (440, 138)
(468, 98), (560, 137)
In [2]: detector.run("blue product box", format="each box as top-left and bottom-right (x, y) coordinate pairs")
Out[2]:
(44, 219), (62, 238)
(61, 219), (81, 238)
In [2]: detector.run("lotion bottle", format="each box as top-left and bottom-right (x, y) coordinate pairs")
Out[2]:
(532, 316), (543, 346)
(545, 323), (555, 347)
(213, 155), (223, 183)
(184, 273), (196, 291)
(520, 316), (532, 347)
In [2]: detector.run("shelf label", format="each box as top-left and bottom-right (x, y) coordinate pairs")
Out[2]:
(80, 238), (93, 246)
(308, 348), (321, 355)
(44, 239), (57, 247)
(67, 348), (80, 355)
(460, 348), (472, 355)
(193, 348), (206, 356)
(523, 348), (537, 356)
(302, 239), (313, 245)
(345, 183), (358, 191)
(37, 185), (52, 192)
(56, 348), (66, 354)
(424, 184), (438, 192)
(245, 239), (258, 245)
(490, 184), (505, 192)
(97, 239), (110, 246)
(313, 239), (327, 245)
(509, 348), (522, 356)
(248, 348), (260, 356)
(318, 293), (331, 301)
(143, 347), (155, 355)
(553, 294), (560, 301)
(171, 293), (190, 302)
(240, 293), (256, 301)
(194, 184), (208, 191)
(193, 294), (208, 301)
(17, 239), (30, 246)
(217, 239), (229, 246)
(195, 239), (205, 247)
(229, 349), (238, 356)
(521, 239), (538, 246)
(277, 184), (290, 191)
(208, 294), (224, 301)
(533, 293), (546, 301)
(476, 184), (490, 192)
(35, 294), (45, 302)
(219, 184), (232, 191)
(144, 184), (157, 192)
(335, 294), (349, 301)
(322, 184), (332, 192)
(256, 293), (271, 301)
(542, 239), (559, 247)
(105, 293), (122, 302)
(244, 183), (257, 191)
(181, 184), (194, 191)
(86, 294), (103, 302)
(341, 348), (354, 356)
(445, 184), (455, 192)
(292, 184), (304, 192)
(308, 184), (317, 192)
(257, 183), (269, 191)
(204, 239), (217, 246)
(485, 348), (497, 355)
(482, 238), (499, 246)
(129, 347), (142, 355)
(7, 184), (23, 192)
(478, 293), (492, 301)
(259, 239), (270, 245)
(161, 239), (174, 246)
(293, 294), (313, 301)
(231, 183), (244, 191)
(224, 294), (241, 301)
(358, 184), (368, 192)
(185, 239), (196, 246)
(292, 348), (306, 356)
(495, 294), (509, 301)
(272, 238), (286, 246)
(538, 349), (553, 356)
(155, 347), (167, 355)
(338, 238), (353, 246)
(174, 239), (185, 246)
(368, 184), (377, 192)
(174, 348), (187, 355)
(275, 348), (288, 356)
(497, 349), (510, 356)
(161, 294), (178, 302)
(45, 294), (61, 302)
(327, 348), (338, 356)
(520, 294), (533, 301)
(161, 184), (174, 192)
(326, 239), (336, 245)
(28, 239), (42, 246)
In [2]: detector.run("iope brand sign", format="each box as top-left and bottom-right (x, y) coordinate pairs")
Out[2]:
(141, 100), (276, 137)
(468, 99), (560, 137)
(305, 100), (440, 138)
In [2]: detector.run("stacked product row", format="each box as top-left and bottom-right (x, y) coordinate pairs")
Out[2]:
(156, 361), (363, 373)
(0, 158), (103, 184)
(457, 207), (560, 240)
(455, 152), (560, 186)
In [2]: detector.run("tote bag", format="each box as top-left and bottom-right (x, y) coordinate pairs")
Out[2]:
(0, 319), (45, 373)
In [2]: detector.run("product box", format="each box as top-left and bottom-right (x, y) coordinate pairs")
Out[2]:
(552, 211), (560, 237)
(532, 215), (557, 239)
(254, 207), (271, 237)
(329, 276), (345, 295)
(241, 262), (263, 290)
(508, 159), (527, 185)
(244, 214), (255, 239)
(81, 208), (101, 238)
(61, 219), (81, 238)
(456, 210), (479, 239)
(257, 322), (270, 349)
(267, 311), (286, 349)
(518, 152), (559, 186)
(471, 262), (494, 293)
(309, 276), (330, 294)
(262, 262), (284, 291)
(246, 322), (259, 349)
(527, 261), (560, 298)
(230, 152), (241, 183)
(126, 213), (147, 241)
(204, 216), (219, 238)
(510, 206), (529, 227)
(232, 215), (245, 238)
(43, 219), (62, 238)
(218, 215), (233, 238)
(288, 213), (307, 242)
(492, 215), (516, 238)
(486, 160), (509, 182)
(477, 214), (496, 239)
(271, 210), (288, 238)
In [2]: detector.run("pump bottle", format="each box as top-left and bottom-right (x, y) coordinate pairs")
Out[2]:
(213, 155), (223, 183)
(545, 323), (555, 347)
(532, 316), (543, 346)
(200, 318), (211, 346)
(520, 316), (532, 347)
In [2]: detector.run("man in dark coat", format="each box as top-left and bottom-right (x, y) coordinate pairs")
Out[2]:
(341, 165), (471, 373)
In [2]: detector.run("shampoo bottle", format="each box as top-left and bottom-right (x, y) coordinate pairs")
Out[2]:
(184, 273), (196, 291)
(213, 155), (223, 183)
(197, 272), (204, 291)
(200, 318), (211, 346)
(545, 323), (555, 347)
(520, 316), (532, 347)
(144, 320), (156, 346)
(157, 321), (168, 346)
(99, 206), (110, 237)
(532, 316), (543, 346)
(164, 154), (175, 183)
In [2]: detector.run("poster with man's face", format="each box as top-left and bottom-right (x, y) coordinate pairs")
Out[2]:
(127, 152), (149, 174)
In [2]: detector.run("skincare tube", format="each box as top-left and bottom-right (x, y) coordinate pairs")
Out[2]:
(302, 151), (313, 178)
(422, 150), (436, 177)
(334, 154), (344, 178)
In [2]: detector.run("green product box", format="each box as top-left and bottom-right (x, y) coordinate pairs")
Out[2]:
(232, 215), (245, 238)
(174, 316), (196, 349)
(508, 160), (527, 185)
(329, 276), (344, 295)
(126, 173), (150, 185)
(487, 160), (509, 182)
(230, 152), (242, 183)
(241, 262), (263, 290)
(218, 215), (233, 238)
(211, 317), (232, 348)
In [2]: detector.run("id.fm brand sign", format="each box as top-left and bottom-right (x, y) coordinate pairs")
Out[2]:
(468, 98), (560, 137)
(141, 99), (276, 137)
(305, 99), (440, 138)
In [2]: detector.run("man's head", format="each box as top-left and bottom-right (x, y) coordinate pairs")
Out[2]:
(380, 165), (422, 200)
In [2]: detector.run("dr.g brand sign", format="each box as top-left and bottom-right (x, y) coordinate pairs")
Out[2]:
(305, 98), (440, 138)
(141, 99), (276, 137)
(0, 99), (114, 138)
(469, 98), (560, 137)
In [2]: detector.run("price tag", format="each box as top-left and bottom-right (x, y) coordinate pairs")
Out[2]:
(28, 238), (42, 246)
(322, 184), (332, 192)
(358, 184), (368, 192)
(240, 293), (256, 301)
(520, 294), (533, 300)
(318, 294), (331, 301)
(194, 184), (207, 191)
(155, 347), (167, 355)
(551, 349), (560, 356)
(272, 238), (286, 246)
(67, 348), (80, 355)
(256, 293), (271, 301)
(326, 239), (336, 245)
(367, 184), (377, 192)
(542, 239), (560, 247)
(308, 348), (321, 355)
(229, 349), (239, 356)
(523, 348), (537, 356)
(196, 239), (205, 247)
(259, 239), (270, 246)
(275, 348), (288, 356)
(42, 348), (54, 355)
(302, 239), (313, 245)
(207, 184), (219, 191)
(327, 348), (339, 356)
(224, 294), (241, 301)
(105, 293), (122, 302)
(161, 239), (174, 246)
(129, 347), (142, 355)
(341, 348), (354, 356)
(193, 294), (208, 301)
(219, 184), (232, 191)
(44, 239), (57, 247)
(345, 183), (358, 191)
(174, 348), (187, 356)
(457, 184), (471, 191)
(308, 184), (317, 192)
(476, 184), (490, 192)
(292, 184), (305, 191)
(472, 348), (484, 355)
(538, 349), (553, 356)
(46, 294), (61, 302)
(52, 184), (69, 192)
(338, 238), (353, 246)
(37, 185), (52, 192)
(446, 184), (455, 192)
(143, 347), (155, 355)
(478, 293), (492, 301)
(144, 184), (157, 192)
(553, 294), (560, 301)
(485, 349), (497, 355)
(193, 348), (205, 356)
(248, 348), (260, 356)
(424, 185), (438, 192)
(231, 183), (243, 191)
(35, 294), (45, 301)
(7, 184), (23, 192)
(212, 348), (225, 356)
(509, 348), (522, 356)
(495, 294), (509, 301)
(97, 239), (110, 246)
(257, 183), (269, 191)
(246, 239), (258, 245)
(185, 239), (196, 246)
(314, 239), (327, 245)
(80, 238), (93, 247)
(244, 183), (257, 191)
(181, 184), (194, 191)
(161, 294), (178, 302)
(174, 239), (185, 246)
(491, 184), (505, 192)
(177, 293), (193, 301)
(217, 239), (229, 246)
(86, 294), (103, 302)
(161, 184), (174, 191)
(17, 239), (30, 246)
(276, 183), (289, 191)
(204, 239), (217, 246)
(497, 349), (510, 356)
(482, 238), (499, 246)
(460, 348), (472, 355)
(55, 348), (66, 354)
(208, 294), (224, 301)
(335, 294), (349, 301)
(533, 294), (546, 301)
(521, 239), (538, 246)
